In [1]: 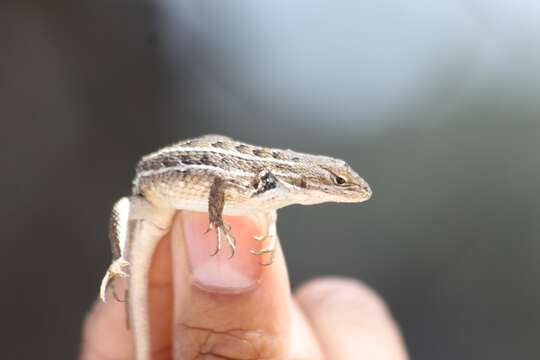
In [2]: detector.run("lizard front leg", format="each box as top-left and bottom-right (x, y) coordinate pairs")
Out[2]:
(207, 177), (237, 258)
(248, 170), (280, 265)
(250, 210), (278, 265)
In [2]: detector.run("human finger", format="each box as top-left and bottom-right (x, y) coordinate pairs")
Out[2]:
(295, 277), (409, 360)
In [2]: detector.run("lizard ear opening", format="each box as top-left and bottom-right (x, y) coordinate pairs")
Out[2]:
(252, 170), (278, 195)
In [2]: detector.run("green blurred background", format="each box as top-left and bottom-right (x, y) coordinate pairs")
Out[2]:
(1, 1), (539, 359)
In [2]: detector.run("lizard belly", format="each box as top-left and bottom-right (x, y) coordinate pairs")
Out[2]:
(166, 199), (265, 216)
(144, 194), (281, 216)
(142, 190), (264, 216)
(138, 175), (290, 215)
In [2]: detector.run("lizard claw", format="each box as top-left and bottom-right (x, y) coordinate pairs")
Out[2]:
(100, 257), (130, 302)
(250, 248), (276, 266)
(253, 234), (268, 241)
(250, 234), (276, 265)
(207, 221), (236, 258)
(210, 226), (222, 256)
(226, 231), (236, 259)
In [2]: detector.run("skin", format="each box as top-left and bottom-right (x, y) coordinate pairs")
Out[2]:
(81, 211), (408, 360)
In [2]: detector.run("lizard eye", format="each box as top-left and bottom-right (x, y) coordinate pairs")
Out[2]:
(333, 175), (347, 185)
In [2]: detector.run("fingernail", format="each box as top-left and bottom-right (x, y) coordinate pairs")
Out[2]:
(182, 211), (263, 293)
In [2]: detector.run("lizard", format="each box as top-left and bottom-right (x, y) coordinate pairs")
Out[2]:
(99, 134), (372, 360)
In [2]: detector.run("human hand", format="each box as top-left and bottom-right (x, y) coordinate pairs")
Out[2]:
(80, 211), (408, 359)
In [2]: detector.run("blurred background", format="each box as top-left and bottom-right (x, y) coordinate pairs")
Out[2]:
(2, 1), (539, 359)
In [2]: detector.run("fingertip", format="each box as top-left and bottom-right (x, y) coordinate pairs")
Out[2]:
(170, 211), (292, 360)
(296, 276), (391, 318)
(295, 276), (409, 360)
(181, 211), (263, 293)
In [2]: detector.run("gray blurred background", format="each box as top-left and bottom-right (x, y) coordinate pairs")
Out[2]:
(1, 1), (539, 359)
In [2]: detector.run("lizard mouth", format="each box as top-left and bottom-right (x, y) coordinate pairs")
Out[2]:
(343, 182), (372, 202)
(360, 182), (372, 200)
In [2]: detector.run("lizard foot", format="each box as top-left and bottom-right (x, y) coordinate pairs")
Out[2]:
(99, 257), (130, 302)
(253, 234), (269, 241)
(206, 221), (236, 259)
(250, 235), (276, 266)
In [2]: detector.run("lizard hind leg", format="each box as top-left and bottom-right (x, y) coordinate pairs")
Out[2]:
(100, 197), (131, 302)
(208, 177), (236, 258)
(99, 257), (130, 302)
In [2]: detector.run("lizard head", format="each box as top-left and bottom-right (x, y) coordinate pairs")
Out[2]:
(249, 149), (372, 209)
(284, 155), (372, 205)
